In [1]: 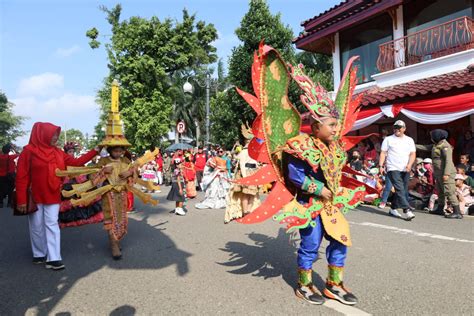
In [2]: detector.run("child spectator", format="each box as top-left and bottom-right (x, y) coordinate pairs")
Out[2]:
(423, 158), (434, 185)
(456, 164), (474, 189)
(363, 168), (383, 203)
(455, 174), (474, 215)
(349, 150), (363, 172)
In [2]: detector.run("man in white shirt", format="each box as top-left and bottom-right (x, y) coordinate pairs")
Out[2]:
(379, 120), (416, 220)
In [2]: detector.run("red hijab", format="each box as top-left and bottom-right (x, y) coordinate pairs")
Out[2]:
(24, 122), (65, 191)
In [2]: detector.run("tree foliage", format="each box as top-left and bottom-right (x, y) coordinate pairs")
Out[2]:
(87, 5), (218, 152)
(211, 0), (295, 148)
(211, 0), (333, 148)
(0, 92), (24, 146)
(58, 128), (84, 148)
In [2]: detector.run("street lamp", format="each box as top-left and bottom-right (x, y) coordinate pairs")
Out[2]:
(183, 72), (213, 146)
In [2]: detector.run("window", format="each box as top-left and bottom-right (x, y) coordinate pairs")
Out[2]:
(340, 14), (393, 83)
(404, 0), (472, 34)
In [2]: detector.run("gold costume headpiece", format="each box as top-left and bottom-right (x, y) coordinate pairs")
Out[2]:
(99, 79), (132, 147)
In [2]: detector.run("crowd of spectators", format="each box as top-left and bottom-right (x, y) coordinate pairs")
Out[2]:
(347, 126), (474, 217)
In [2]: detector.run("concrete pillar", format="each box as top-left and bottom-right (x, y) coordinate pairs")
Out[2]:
(393, 5), (405, 68)
(332, 32), (341, 89)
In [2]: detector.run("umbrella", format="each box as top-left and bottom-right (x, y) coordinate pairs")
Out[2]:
(165, 143), (193, 152)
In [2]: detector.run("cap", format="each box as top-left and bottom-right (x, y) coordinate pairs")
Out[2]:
(393, 120), (406, 127)
(416, 158), (423, 165)
(423, 158), (432, 164)
(455, 174), (466, 181)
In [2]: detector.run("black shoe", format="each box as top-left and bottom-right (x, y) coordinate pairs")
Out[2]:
(32, 256), (46, 264)
(295, 283), (325, 305)
(45, 261), (65, 270)
(324, 282), (358, 305)
(429, 208), (445, 215)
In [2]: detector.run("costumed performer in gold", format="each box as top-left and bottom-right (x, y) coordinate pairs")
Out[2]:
(56, 80), (159, 260)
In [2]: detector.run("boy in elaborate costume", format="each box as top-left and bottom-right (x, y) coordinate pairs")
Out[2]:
(56, 80), (159, 259)
(233, 43), (366, 306)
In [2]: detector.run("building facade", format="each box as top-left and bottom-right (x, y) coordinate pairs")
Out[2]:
(294, 0), (473, 157)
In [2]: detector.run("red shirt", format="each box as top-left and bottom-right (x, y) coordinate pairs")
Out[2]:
(155, 155), (163, 172)
(0, 153), (19, 176)
(194, 153), (207, 171)
(16, 148), (97, 205)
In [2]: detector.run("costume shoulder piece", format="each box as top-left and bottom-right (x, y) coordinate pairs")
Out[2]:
(234, 42), (366, 246)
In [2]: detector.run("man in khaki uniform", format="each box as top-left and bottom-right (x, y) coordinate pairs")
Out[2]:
(416, 129), (461, 219)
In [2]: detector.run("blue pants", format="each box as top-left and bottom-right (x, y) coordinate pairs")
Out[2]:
(381, 175), (392, 203)
(381, 175), (409, 203)
(297, 216), (347, 269)
(387, 171), (410, 210)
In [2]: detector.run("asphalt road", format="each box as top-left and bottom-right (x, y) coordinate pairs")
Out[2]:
(0, 188), (473, 316)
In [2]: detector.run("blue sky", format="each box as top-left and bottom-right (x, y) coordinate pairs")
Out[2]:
(0, 0), (340, 146)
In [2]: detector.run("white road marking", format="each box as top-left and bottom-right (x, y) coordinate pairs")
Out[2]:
(324, 300), (372, 315)
(350, 221), (474, 243)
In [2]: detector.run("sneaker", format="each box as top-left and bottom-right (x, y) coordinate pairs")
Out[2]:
(32, 256), (46, 264)
(295, 283), (325, 305)
(423, 207), (431, 212)
(403, 210), (415, 221)
(389, 209), (402, 218)
(175, 208), (186, 216)
(324, 282), (358, 305)
(45, 261), (65, 270)
(378, 202), (386, 209)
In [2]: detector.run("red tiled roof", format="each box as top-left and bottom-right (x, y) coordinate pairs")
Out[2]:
(293, 0), (403, 46)
(358, 66), (474, 106)
(300, 0), (350, 27)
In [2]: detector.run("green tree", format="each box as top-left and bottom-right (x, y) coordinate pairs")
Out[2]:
(58, 128), (84, 149)
(0, 92), (24, 146)
(211, 0), (295, 148)
(87, 5), (218, 152)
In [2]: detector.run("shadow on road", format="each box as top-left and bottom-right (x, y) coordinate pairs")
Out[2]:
(218, 228), (325, 290)
(110, 304), (137, 316)
(0, 205), (191, 315)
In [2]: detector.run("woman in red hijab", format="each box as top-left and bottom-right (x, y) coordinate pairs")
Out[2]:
(16, 122), (98, 270)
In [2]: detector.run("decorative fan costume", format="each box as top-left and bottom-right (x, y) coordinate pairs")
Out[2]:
(233, 43), (365, 305)
(56, 80), (159, 259)
(59, 142), (103, 228)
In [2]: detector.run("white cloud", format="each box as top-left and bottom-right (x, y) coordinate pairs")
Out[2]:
(17, 72), (64, 97)
(55, 45), (80, 57)
(11, 94), (100, 146)
(11, 73), (100, 147)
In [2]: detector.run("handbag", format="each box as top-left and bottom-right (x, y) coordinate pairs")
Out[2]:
(12, 187), (37, 216)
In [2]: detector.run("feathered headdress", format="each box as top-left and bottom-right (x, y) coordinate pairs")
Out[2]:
(290, 63), (339, 122)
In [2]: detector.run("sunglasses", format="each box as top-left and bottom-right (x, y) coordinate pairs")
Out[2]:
(393, 125), (404, 130)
